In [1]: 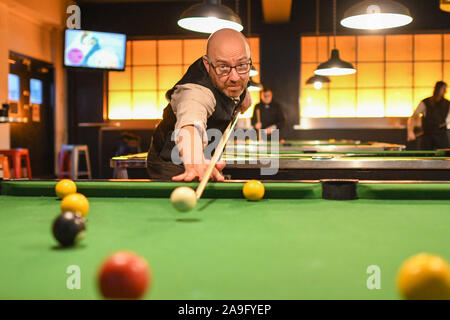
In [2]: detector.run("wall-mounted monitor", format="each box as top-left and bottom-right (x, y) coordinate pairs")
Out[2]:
(64, 29), (127, 71)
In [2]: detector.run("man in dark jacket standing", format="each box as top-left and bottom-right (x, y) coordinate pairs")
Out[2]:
(251, 87), (286, 139)
(407, 81), (449, 150)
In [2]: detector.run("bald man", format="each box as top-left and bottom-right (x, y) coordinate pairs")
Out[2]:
(147, 29), (252, 181)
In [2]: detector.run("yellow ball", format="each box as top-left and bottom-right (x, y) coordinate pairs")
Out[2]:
(397, 253), (450, 300)
(55, 179), (77, 199)
(61, 193), (90, 217)
(242, 180), (265, 201)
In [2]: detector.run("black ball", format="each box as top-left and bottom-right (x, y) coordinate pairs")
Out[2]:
(52, 211), (86, 247)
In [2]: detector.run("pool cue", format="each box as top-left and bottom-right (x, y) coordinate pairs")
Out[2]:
(256, 108), (262, 141)
(195, 109), (241, 200)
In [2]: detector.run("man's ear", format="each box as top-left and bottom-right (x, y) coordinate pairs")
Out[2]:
(202, 55), (210, 72)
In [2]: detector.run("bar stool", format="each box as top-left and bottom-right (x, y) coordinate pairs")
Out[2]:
(59, 145), (92, 179)
(0, 148), (32, 179)
(0, 155), (11, 179)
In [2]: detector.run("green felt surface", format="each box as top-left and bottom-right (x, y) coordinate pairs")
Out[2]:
(1, 181), (450, 299)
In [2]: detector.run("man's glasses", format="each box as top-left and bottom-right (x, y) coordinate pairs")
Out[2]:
(206, 56), (252, 76)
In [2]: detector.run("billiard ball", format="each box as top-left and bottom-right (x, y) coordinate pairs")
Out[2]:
(61, 193), (90, 217)
(52, 211), (86, 247)
(242, 180), (265, 201)
(55, 179), (77, 199)
(397, 253), (450, 300)
(170, 186), (197, 212)
(98, 251), (151, 299)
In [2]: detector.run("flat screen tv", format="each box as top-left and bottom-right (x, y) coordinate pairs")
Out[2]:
(64, 29), (126, 71)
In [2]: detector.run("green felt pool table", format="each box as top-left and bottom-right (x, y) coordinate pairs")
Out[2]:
(1, 180), (450, 300)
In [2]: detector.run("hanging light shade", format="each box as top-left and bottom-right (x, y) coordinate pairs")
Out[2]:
(315, 49), (356, 76)
(306, 75), (330, 90)
(178, 0), (243, 34)
(340, 0), (413, 30)
(248, 79), (262, 91)
(249, 65), (259, 77)
(441, 0), (450, 13)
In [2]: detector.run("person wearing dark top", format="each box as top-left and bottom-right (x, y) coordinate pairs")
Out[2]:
(146, 29), (252, 181)
(251, 87), (286, 138)
(407, 81), (449, 150)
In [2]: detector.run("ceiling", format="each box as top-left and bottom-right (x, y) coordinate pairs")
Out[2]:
(76, 0), (198, 2)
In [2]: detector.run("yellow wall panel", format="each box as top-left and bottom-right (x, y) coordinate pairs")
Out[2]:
(445, 34), (450, 61)
(248, 37), (260, 64)
(357, 89), (384, 117)
(126, 42), (132, 66)
(329, 73), (356, 89)
(385, 89), (413, 116)
(414, 34), (442, 61)
(132, 40), (156, 65)
(300, 89), (328, 118)
(132, 91), (160, 119)
(413, 87), (433, 109)
(301, 37), (317, 63)
(444, 62), (450, 86)
(329, 89), (356, 117)
(108, 92), (132, 119)
(358, 36), (384, 61)
(158, 40), (182, 65)
(109, 38), (260, 120)
(159, 66), (183, 90)
(317, 37), (330, 62)
(301, 63), (318, 87)
(108, 68), (131, 91)
(132, 66), (157, 90)
(386, 62), (412, 87)
(357, 63), (383, 88)
(414, 62), (442, 87)
(386, 35), (412, 61)
(183, 39), (207, 65)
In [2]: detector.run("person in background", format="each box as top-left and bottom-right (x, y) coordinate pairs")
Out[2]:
(407, 81), (449, 150)
(251, 86), (286, 139)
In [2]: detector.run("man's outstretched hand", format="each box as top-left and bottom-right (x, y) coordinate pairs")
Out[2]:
(172, 160), (226, 182)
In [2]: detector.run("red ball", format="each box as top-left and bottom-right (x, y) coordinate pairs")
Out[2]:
(98, 251), (151, 299)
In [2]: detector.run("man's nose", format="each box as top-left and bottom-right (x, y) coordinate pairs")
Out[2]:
(228, 67), (240, 81)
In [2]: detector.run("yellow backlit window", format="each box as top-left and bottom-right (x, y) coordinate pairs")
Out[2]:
(357, 63), (383, 88)
(386, 63), (412, 87)
(300, 89), (329, 118)
(300, 33), (449, 118)
(108, 38), (260, 119)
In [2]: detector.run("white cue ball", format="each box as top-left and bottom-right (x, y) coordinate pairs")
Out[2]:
(170, 186), (197, 212)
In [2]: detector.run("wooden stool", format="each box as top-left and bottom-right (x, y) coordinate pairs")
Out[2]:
(0, 155), (11, 179)
(0, 148), (32, 179)
(59, 145), (92, 179)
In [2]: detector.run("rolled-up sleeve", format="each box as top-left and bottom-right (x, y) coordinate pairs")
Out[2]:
(413, 101), (426, 117)
(171, 84), (216, 144)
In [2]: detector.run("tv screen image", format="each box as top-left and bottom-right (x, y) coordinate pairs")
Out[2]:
(64, 29), (126, 70)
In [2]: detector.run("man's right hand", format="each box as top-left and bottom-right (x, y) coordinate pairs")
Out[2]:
(255, 122), (262, 130)
(172, 160), (226, 182)
(407, 131), (416, 141)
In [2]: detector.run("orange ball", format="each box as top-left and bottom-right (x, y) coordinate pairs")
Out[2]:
(397, 253), (450, 300)
(61, 193), (90, 217)
(242, 180), (265, 201)
(98, 251), (151, 299)
(55, 179), (77, 199)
